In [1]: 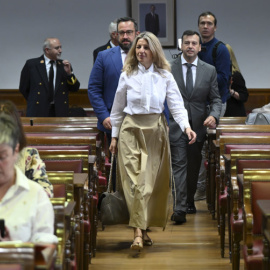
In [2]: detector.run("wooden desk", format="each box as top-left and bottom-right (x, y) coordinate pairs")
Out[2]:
(257, 200), (270, 270)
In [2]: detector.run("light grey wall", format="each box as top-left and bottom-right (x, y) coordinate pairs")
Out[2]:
(0, 0), (269, 89)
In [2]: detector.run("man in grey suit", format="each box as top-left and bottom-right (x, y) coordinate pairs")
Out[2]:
(170, 30), (221, 224)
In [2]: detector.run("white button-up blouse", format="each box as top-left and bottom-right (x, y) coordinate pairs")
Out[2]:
(111, 63), (190, 138)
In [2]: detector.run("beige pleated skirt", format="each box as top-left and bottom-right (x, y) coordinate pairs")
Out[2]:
(117, 113), (171, 230)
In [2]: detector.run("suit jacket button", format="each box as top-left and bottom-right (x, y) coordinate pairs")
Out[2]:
(63, 92), (65, 94)
(38, 92), (40, 95)
(36, 101), (39, 104)
(39, 82), (42, 85)
(64, 101), (67, 104)
(61, 82), (64, 85)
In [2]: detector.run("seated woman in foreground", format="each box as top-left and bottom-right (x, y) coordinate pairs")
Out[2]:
(0, 113), (57, 243)
(0, 100), (53, 197)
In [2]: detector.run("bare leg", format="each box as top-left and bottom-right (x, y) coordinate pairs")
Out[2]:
(131, 227), (143, 250)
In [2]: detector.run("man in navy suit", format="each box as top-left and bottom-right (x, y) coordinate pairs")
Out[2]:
(88, 17), (139, 142)
(19, 37), (80, 117)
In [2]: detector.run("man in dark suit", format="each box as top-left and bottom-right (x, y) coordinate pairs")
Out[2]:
(19, 37), (80, 117)
(169, 30), (221, 224)
(93, 21), (119, 63)
(145, 5), (160, 36)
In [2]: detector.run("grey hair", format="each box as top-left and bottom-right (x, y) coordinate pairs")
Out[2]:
(42, 38), (57, 52)
(108, 21), (117, 34)
(0, 113), (19, 152)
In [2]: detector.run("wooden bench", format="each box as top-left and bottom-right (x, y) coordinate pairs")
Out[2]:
(224, 149), (270, 269)
(0, 243), (56, 270)
(50, 198), (77, 269)
(242, 169), (270, 270)
(214, 135), (270, 258)
(218, 117), (246, 125)
(257, 200), (270, 270)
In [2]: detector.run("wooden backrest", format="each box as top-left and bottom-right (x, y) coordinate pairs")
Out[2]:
(230, 149), (270, 181)
(47, 171), (74, 201)
(219, 135), (270, 157)
(216, 124), (270, 139)
(243, 168), (270, 234)
(218, 117), (246, 125)
(50, 198), (76, 269)
(38, 149), (89, 174)
(24, 124), (99, 134)
(21, 117), (97, 125)
(0, 243), (34, 269)
(45, 159), (83, 173)
(26, 134), (96, 155)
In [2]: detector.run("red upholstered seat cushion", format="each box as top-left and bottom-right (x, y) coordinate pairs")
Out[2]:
(84, 219), (91, 233)
(224, 144), (270, 154)
(53, 184), (66, 198)
(98, 175), (107, 186)
(237, 160), (270, 174)
(219, 193), (228, 207)
(45, 159), (83, 173)
(243, 238), (263, 270)
(251, 181), (270, 234)
(231, 208), (243, 233)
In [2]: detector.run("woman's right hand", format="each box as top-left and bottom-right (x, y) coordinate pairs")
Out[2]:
(0, 226), (11, 241)
(109, 138), (118, 154)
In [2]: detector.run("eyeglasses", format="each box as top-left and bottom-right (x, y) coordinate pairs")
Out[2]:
(118, 30), (134, 36)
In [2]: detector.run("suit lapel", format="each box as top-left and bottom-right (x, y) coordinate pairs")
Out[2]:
(55, 60), (63, 93)
(194, 59), (203, 89)
(110, 47), (123, 77)
(173, 57), (188, 98)
(37, 55), (50, 91)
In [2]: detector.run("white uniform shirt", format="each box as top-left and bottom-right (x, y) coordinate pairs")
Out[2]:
(0, 166), (58, 243)
(111, 63), (190, 137)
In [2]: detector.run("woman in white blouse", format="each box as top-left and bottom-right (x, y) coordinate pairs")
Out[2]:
(0, 113), (57, 243)
(109, 32), (196, 250)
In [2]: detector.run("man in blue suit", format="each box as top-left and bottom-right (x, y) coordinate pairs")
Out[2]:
(88, 17), (139, 142)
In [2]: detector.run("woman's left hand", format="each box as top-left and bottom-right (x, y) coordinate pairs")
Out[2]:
(185, 127), (197, 144)
(109, 138), (118, 154)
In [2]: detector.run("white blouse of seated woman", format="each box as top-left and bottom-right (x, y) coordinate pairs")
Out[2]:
(0, 114), (57, 243)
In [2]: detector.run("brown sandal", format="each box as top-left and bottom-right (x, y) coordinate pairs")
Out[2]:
(131, 235), (143, 250)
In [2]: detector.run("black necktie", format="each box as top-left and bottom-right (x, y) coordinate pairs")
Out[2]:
(48, 60), (54, 102)
(186, 63), (193, 95)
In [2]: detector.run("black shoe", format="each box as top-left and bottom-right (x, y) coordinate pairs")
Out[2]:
(171, 211), (186, 224)
(187, 202), (196, 214)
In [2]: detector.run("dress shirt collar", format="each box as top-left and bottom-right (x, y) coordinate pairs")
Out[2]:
(110, 40), (116, 48)
(138, 62), (154, 73)
(44, 54), (55, 66)
(1, 166), (29, 204)
(181, 54), (198, 67)
(120, 49), (128, 64)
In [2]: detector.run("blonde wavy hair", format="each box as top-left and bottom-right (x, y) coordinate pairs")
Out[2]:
(123, 31), (171, 76)
(225, 44), (240, 74)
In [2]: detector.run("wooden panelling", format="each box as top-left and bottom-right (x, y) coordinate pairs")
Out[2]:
(1, 88), (269, 116)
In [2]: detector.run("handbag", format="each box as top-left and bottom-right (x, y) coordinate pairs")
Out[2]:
(97, 154), (129, 225)
(245, 112), (270, 125)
